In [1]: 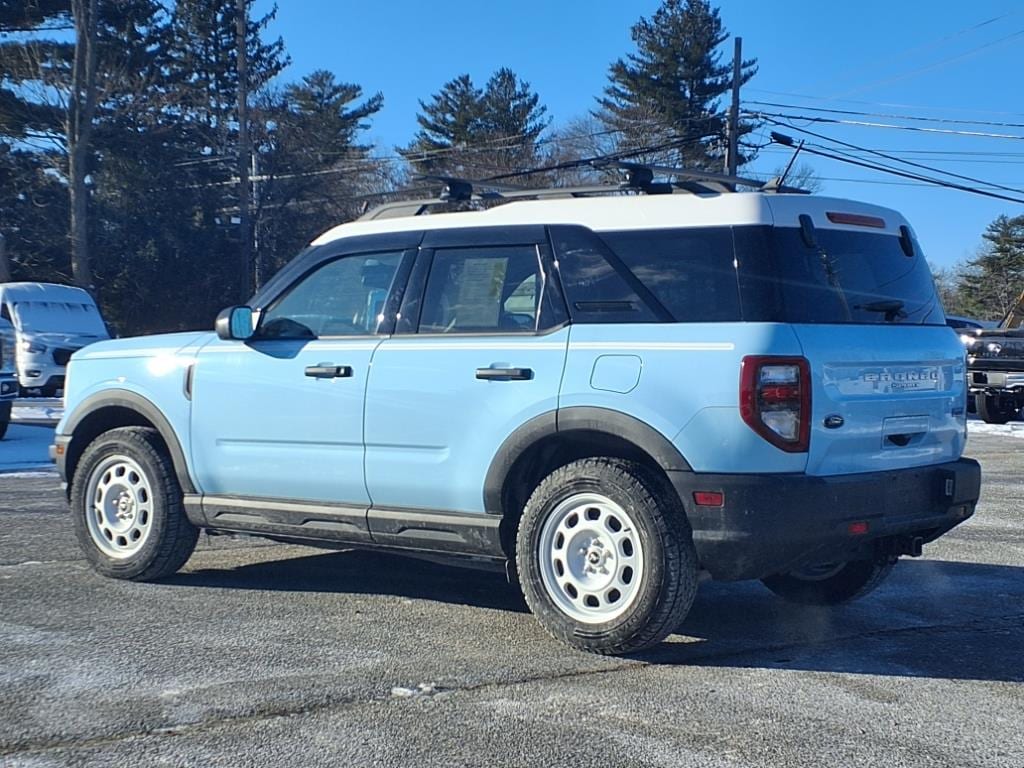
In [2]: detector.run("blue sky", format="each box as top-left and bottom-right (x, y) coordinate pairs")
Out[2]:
(253, 0), (1022, 268)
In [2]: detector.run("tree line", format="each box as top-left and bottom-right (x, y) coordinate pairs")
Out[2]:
(0, 0), (756, 333)
(932, 214), (1024, 323)
(2, 0), (1017, 333)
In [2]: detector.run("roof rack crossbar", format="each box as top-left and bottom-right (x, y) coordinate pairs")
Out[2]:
(357, 162), (806, 220)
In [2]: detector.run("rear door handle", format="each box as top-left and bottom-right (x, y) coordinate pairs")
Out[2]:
(305, 365), (353, 379)
(475, 367), (533, 381)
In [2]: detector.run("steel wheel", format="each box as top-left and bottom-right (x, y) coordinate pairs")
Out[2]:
(84, 454), (155, 559)
(538, 492), (645, 624)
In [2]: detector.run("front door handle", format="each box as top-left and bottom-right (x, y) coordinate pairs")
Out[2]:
(475, 367), (533, 381)
(305, 365), (353, 379)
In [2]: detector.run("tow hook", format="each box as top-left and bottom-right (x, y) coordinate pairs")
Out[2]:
(884, 535), (924, 558)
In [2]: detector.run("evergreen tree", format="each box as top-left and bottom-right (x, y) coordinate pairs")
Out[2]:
(254, 69), (384, 274)
(402, 68), (548, 178)
(596, 0), (756, 170)
(958, 214), (1024, 322)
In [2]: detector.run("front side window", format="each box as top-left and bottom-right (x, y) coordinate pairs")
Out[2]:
(419, 246), (542, 334)
(259, 251), (403, 338)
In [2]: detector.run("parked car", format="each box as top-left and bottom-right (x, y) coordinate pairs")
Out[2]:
(963, 292), (1024, 423)
(0, 316), (17, 439)
(52, 176), (981, 654)
(0, 282), (110, 397)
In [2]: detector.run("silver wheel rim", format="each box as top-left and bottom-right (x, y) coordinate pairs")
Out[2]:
(538, 492), (645, 624)
(790, 562), (845, 581)
(84, 455), (155, 559)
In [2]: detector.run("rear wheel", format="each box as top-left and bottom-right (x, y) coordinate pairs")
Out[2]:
(71, 426), (198, 580)
(761, 558), (895, 606)
(976, 394), (1019, 424)
(516, 458), (698, 655)
(0, 402), (10, 440)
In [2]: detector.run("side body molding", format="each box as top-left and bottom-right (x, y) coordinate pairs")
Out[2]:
(59, 389), (196, 496)
(482, 406), (691, 515)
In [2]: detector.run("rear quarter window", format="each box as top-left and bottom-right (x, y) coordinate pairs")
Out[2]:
(598, 228), (742, 322)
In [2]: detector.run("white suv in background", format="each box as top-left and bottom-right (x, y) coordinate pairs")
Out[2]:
(0, 283), (110, 396)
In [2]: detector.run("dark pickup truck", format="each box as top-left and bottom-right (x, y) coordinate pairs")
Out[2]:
(963, 322), (1024, 424)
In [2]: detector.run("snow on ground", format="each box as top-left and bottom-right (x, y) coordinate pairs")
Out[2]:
(0, 424), (57, 474)
(12, 398), (63, 426)
(968, 418), (1024, 440)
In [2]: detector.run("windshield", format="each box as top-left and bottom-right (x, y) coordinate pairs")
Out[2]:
(11, 301), (109, 336)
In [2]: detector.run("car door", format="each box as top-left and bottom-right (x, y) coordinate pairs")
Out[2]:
(363, 227), (570, 538)
(190, 247), (413, 522)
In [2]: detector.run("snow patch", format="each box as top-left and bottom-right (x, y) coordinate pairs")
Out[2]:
(968, 419), (1024, 440)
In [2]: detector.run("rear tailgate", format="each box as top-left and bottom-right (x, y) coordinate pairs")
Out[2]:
(793, 324), (967, 476)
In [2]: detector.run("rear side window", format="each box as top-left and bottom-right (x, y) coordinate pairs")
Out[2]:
(419, 246), (542, 333)
(734, 226), (944, 325)
(599, 228), (742, 322)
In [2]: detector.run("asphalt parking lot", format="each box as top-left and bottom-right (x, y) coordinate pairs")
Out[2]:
(0, 429), (1021, 767)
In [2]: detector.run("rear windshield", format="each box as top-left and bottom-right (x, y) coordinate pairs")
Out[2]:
(591, 226), (943, 325)
(734, 226), (943, 325)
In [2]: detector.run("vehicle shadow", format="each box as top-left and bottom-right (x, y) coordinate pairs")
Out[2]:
(169, 548), (530, 614)
(168, 551), (1024, 683)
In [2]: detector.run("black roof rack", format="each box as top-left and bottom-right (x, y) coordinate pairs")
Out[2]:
(358, 161), (808, 221)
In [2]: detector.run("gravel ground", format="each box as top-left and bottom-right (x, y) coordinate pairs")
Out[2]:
(0, 432), (1020, 767)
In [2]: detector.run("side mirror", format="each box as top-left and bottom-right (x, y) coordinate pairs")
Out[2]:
(215, 306), (254, 340)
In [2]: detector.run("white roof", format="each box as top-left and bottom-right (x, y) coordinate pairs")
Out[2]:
(0, 282), (97, 305)
(312, 192), (912, 246)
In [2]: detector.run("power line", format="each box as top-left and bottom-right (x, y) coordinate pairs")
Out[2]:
(746, 110), (1024, 141)
(768, 130), (1024, 204)
(831, 27), (1024, 98)
(744, 88), (1024, 118)
(762, 118), (1024, 197)
(746, 101), (1024, 130)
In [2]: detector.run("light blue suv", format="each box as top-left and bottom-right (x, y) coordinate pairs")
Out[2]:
(53, 186), (981, 654)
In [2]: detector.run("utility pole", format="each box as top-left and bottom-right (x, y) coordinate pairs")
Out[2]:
(252, 152), (262, 289)
(236, 0), (251, 301)
(726, 36), (742, 178)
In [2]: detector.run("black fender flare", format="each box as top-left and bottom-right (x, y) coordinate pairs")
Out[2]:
(482, 406), (691, 515)
(60, 389), (196, 494)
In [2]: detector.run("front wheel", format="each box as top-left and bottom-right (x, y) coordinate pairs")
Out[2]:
(976, 394), (1019, 424)
(761, 558), (895, 606)
(71, 426), (198, 581)
(516, 458), (698, 655)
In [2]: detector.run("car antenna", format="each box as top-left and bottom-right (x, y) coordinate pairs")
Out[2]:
(776, 135), (805, 188)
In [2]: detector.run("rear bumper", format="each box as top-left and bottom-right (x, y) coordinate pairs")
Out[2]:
(669, 458), (981, 581)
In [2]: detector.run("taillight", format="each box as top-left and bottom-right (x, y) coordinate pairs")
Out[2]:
(740, 356), (811, 453)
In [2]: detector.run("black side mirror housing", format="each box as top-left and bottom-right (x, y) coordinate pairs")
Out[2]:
(215, 306), (254, 340)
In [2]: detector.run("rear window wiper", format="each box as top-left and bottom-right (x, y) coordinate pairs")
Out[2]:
(855, 299), (907, 322)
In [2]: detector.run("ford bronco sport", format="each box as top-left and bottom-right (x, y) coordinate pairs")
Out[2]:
(53, 173), (981, 654)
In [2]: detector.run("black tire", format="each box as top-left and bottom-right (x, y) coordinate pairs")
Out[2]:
(71, 426), (198, 581)
(976, 394), (1018, 424)
(761, 558), (895, 606)
(0, 400), (10, 440)
(515, 458), (698, 655)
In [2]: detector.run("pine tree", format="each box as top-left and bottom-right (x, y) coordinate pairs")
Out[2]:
(958, 215), (1024, 322)
(402, 68), (548, 178)
(596, 0), (756, 170)
(254, 70), (384, 273)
